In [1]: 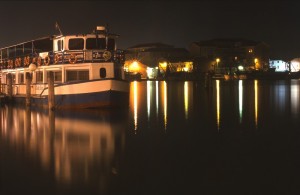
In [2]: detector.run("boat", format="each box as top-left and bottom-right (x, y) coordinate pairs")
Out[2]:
(0, 25), (130, 109)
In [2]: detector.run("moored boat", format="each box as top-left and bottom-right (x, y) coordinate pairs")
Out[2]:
(0, 25), (129, 109)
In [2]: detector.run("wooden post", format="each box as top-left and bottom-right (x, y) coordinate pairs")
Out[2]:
(7, 73), (13, 102)
(26, 72), (31, 107)
(48, 71), (55, 111)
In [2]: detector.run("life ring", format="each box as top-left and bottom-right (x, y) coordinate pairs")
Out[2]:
(103, 51), (111, 61)
(44, 55), (50, 66)
(69, 53), (77, 64)
(54, 54), (60, 64)
(14, 58), (21, 67)
(23, 56), (30, 66)
(37, 57), (42, 66)
(8, 60), (13, 69)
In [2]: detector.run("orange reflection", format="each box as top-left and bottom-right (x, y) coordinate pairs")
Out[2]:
(133, 81), (138, 131)
(0, 106), (125, 192)
(254, 80), (258, 128)
(163, 81), (167, 130)
(216, 80), (220, 130)
(147, 81), (151, 120)
(184, 81), (189, 119)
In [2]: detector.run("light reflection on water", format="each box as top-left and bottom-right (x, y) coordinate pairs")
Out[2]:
(0, 106), (126, 194)
(1, 79), (300, 194)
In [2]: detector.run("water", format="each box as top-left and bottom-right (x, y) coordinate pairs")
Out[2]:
(1, 80), (300, 195)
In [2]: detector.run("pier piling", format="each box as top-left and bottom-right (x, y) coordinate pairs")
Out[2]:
(26, 73), (31, 107)
(48, 71), (55, 111)
(7, 73), (13, 102)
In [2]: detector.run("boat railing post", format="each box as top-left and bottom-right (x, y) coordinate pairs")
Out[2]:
(26, 72), (31, 107)
(48, 71), (55, 111)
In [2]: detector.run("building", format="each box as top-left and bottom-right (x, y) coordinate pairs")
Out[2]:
(189, 38), (270, 74)
(290, 58), (300, 72)
(125, 42), (193, 79)
(269, 60), (289, 72)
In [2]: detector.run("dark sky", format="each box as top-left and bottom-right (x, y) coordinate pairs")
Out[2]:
(0, 0), (299, 60)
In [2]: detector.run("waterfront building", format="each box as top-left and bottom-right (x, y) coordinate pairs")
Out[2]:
(269, 59), (289, 72)
(124, 42), (193, 79)
(290, 58), (300, 72)
(188, 38), (270, 74)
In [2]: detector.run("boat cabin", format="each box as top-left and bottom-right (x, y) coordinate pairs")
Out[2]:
(0, 26), (125, 88)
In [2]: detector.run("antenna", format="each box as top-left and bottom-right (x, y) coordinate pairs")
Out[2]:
(55, 22), (63, 35)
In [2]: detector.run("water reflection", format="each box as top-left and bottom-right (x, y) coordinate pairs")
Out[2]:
(239, 80), (243, 123)
(0, 106), (126, 193)
(2, 80), (300, 194)
(216, 80), (220, 130)
(254, 80), (258, 128)
(184, 81), (189, 119)
(133, 81), (138, 132)
(291, 80), (300, 116)
(163, 81), (167, 130)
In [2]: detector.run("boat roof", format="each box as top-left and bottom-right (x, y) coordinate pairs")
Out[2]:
(0, 33), (120, 50)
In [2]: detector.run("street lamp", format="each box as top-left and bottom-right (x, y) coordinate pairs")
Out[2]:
(216, 58), (220, 72)
(254, 58), (258, 70)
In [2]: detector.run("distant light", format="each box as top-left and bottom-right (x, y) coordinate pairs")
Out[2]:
(97, 26), (105, 31)
(238, 65), (244, 71)
(129, 61), (140, 72)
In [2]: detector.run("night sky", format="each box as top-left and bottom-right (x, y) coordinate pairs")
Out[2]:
(1, 0), (299, 60)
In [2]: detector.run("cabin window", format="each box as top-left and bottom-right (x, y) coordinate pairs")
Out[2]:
(16, 45), (23, 56)
(47, 71), (62, 83)
(19, 73), (24, 84)
(100, 68), (106, 78)
(8, 47), (16, 58)
(86, 38), (106, 50)
(66, 70), (89, 82)
(36, 71), (43, 83)
(24, 42), (33, 55)
(69, 38), (84, 50)
(57, 40), (64, 51)
(1, 49), (8, 59)
(33, 38), (53, 52)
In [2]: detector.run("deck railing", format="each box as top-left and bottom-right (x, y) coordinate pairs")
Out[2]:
(0, 49), (125, 69)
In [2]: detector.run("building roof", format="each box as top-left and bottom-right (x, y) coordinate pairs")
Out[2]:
(192, 38), (261, 48)
(127, 42), (174, 49)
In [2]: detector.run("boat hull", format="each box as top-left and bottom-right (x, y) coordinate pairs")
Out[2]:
(11, 79), (130, 109)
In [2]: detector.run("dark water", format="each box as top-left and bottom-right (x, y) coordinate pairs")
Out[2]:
(1, 80), (300, 195)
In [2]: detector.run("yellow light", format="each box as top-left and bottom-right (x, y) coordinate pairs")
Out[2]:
(254, 58), (258, 63)
(160, 62), (167, 68)
(216, 58), (220, 63)
(129, 60), (140, 72)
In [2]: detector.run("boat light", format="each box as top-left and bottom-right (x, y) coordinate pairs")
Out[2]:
(29, 63), (37, 71)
